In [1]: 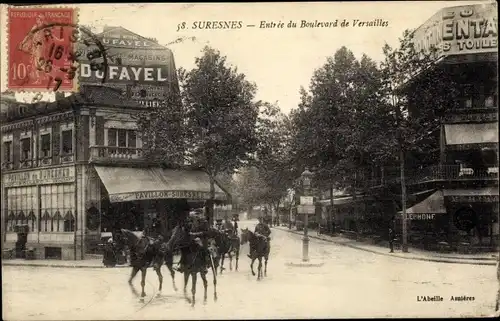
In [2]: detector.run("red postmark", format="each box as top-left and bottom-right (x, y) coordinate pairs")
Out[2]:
(8, 7), (78, 92)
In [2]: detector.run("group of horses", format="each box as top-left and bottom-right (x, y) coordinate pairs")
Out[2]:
(113, 222), (270, 307)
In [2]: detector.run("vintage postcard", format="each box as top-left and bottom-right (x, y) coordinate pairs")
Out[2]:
(1, 1), (499, 320)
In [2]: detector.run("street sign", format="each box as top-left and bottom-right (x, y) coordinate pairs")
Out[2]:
(300, 196), (314, 205)
(297, 205), (316, 214)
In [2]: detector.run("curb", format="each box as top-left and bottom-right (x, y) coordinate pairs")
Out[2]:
(2, 262), (130, 269)
(277, 227), (498, 266)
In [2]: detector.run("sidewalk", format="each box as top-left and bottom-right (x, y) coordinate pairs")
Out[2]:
(274, 226), (498, 266)
(2, 256), (129, 269)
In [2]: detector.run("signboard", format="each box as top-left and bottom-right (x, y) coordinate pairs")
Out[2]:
(4, 166), (75, 187)
(413, 3), (497, 60)
(109, 190), (227, 203)
(297, 205), (316, 214)
(448, 195), (499, 203)
(78, 26), (178, 103)
(408, 214), (436, 220)
(300, 196), (314, 205)
(79, 64), (170, 84)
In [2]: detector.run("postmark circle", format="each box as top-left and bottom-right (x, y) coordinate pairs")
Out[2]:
(16, 22), (109, 92)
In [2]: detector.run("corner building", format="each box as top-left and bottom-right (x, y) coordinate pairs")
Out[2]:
(1, 27), (228, 260)
(316, 3), (498, 252)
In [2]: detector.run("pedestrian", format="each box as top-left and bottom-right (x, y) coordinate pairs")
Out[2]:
(389, 217), (395, 253)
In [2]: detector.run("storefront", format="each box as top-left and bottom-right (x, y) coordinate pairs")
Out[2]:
(399, 188), (499, 251)
(85, 165), (228, 243)
(3, 165), (77, 260)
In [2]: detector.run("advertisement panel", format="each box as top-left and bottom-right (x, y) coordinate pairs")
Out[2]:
(413, 3), (497, 60)
(78, 27), (178, 105)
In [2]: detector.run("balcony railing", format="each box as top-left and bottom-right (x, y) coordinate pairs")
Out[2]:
(368, 165), (499, 188)
(89, 146), (143, 161)
(19, 159), (34, 169)
(1, 161), (14, 170)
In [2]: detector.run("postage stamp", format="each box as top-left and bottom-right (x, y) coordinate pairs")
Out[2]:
(6, 6), (107, 93)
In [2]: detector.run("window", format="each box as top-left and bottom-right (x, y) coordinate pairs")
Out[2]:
(128, 131), (137, 148)
(108, 129), (117, 146)
(40, 134), (51, 158)
(118, 129), (127, 147)
(20, 138), (31, 160)
(61, 130), (73, 154)
(40, 184), (75, 232)
(6, 187), (37, 232)
(107, 128), (137, 148)
(3, 141), (12, 162)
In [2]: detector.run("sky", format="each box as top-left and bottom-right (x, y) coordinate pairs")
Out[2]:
(0, 1), (493, 114)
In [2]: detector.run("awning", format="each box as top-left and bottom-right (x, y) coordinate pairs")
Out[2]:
(318, 195), (370, 206)
(94, 166), (228, 203)
(444, 187), (499, 203)
(443, 187), (499, 197)
(444, 122), (498, 145)
(398, 190), (446, 220)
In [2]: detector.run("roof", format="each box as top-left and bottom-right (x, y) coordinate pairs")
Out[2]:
(1, 85), (143, 122)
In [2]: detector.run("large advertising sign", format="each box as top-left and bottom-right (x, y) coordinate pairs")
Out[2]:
(413, 3), (497, 60)
(78, 27), (178, 107)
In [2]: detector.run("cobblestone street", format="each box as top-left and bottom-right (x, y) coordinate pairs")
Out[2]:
(2, 221), (498, 319)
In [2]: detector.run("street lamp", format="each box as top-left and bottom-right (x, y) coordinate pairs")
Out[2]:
(301, 168), (313, 262)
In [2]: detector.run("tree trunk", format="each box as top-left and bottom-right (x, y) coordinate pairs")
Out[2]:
(398, 135), (408, 252)
(329, 185), (334, 234)
(205, 173), (216, 227)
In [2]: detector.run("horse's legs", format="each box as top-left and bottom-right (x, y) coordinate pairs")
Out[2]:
(250, 257), (256, 276)
(140, 268), (147, 297)
(155, 266), (163, 293)
(235, 247), (239, 271)
(209, 254), (218, 302)
(264, 255), (268, 277)
(228, 252), (233, 271)
(200, 272), (208, 304)
(191, 272), (197, 307)
(128, 267), (140, 297)
(165, 253), (178, 292)
(129, 266), (139, 284)
(257, 257), (262, 281)
(220, 252), (225, 274)
(183, 271), (190, 303)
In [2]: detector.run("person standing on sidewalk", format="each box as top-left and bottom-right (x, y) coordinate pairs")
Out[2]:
(389, 217), (395, 253)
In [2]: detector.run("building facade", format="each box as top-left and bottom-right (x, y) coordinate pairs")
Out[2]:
(315, 3), (498, 252)
(1, 28), (229, 260)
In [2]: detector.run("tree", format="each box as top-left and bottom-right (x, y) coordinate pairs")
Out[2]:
(233, 101), (295, 216)
(290, 47), (387, 233)
(254, 102), (295, 214)
(138, 46), (260, 225)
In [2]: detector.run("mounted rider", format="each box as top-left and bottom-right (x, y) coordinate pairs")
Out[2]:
(247, 216), (271, 259)
(223, 216), (235, 236)
(175, 215), (212, 274)
(254, 216), (271, 238)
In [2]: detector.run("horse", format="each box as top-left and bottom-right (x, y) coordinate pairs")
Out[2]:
(114, 229), (176, 298)
(213, 228), (241, 273)
(165, 224), (218, 306)
(240, 228), (270, 280)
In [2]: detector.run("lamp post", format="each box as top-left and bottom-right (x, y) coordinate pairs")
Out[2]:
(301, 168), (313, 262)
